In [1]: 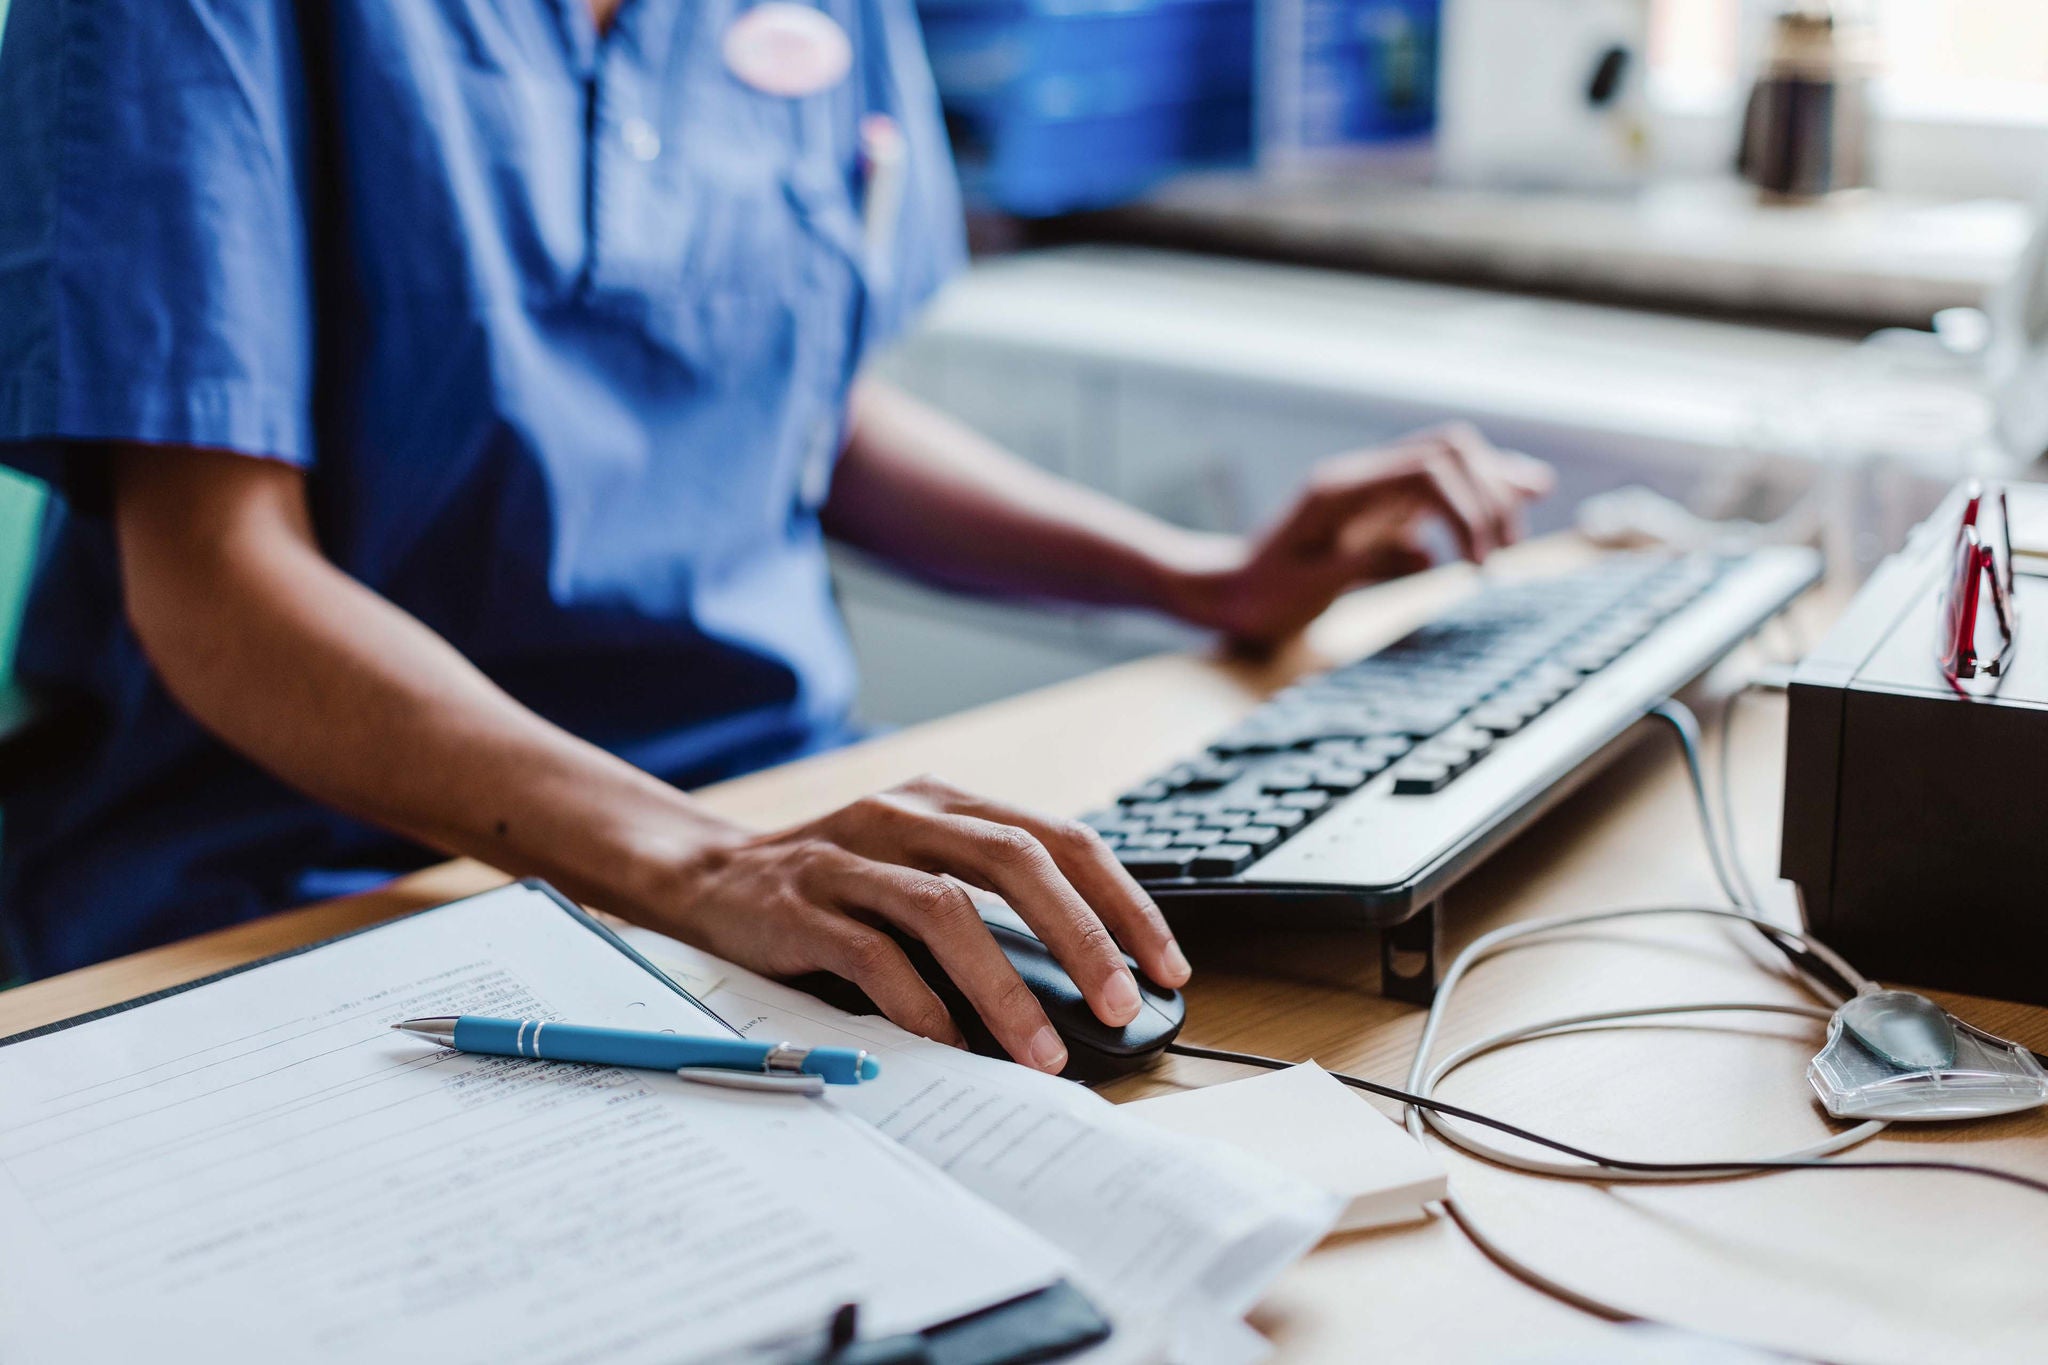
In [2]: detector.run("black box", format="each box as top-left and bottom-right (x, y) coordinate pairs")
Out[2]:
(1782, 482), (2048, 1006)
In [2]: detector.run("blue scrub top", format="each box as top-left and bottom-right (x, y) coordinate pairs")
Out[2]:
(0, 0), (965, 977)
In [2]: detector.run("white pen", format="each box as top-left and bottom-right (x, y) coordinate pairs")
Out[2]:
(859, 112), (907, 289)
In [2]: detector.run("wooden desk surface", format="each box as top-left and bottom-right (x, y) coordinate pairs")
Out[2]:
(6, 542), (2045, 1364)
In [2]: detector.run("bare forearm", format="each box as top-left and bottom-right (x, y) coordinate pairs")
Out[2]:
(822, 379), (1241, 614)
(115, 457), (728, 916)
(110, 446), (1191, 1068)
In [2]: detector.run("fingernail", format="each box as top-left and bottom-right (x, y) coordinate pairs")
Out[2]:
(1162, 941), (1191, 984)
(1029, 1026), (1068, 1073)
(1104, 971), (1141, 1022)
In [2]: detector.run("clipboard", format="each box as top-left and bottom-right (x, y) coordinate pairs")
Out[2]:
(863, 1280), (1110, 1365)
(737, 1278), (1109, 1365)
(1, 880), (1112, 1365)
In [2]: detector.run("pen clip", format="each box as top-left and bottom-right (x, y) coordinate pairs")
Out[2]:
(858, 112), (905, 286)
(676, 1066), (826, 1096)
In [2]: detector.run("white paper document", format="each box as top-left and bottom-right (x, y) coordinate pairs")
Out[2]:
(0, 885), (1068, 1365)
(1122, 1062), (1447, 1233)
(626, 927), (1342, 1360)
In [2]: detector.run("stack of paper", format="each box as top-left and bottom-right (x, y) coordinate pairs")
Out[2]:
(624, 926), (1344, 1364)
(0, 884), (1342, 1365)
(1123, 1062), (1448, 1233)
(0, 888), (1071, 1365)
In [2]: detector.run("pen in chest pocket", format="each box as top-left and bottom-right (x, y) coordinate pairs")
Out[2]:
(859, 112), (906, 287)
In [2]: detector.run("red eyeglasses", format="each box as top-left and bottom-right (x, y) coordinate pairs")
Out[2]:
(1938, 483), (2016, 690)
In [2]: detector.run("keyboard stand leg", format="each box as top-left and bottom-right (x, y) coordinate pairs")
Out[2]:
(1380, 900), (1441, 1006)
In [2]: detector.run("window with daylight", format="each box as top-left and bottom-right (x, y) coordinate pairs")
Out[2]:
(1651, 0), (2048, 117)
(1646, 0), (2048, 197)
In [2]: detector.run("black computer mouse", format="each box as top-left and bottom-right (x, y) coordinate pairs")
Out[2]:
(790, 910), (1185, 1083)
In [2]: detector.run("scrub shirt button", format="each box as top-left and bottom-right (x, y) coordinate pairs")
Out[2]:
(621, 117), (662, 162)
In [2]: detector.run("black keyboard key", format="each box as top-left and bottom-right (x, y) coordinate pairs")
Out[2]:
(1183, 758), (1247, 788)
(1208, 731), (1288, 756)
(1392, 704), (1467, 739)
(1187, 826), (1238, 846)
(1561, 635), (1630, 674)
(1259, 771), (1314, 794)
(1433, 724), (1497, 758)
(1307, 764), (1369, 792)
(1409, 743), (1473, 778)
(1309, 741), (1396, 776)
(1123, 831), (1175, 851)
(1488, 688), (1553, 723)
(1521, 664), (1579, 702)
(1354, 751), (1398, 778)
(1119, 846), (1202, 879)
(1468, 703), (1528, 737)
(1190, 844), (1255, 878)
(1257, 805), (1308, 830)
(1119, 781), (1173, 805)
(1391, 759), (1453, 794)
(1275, 789), (1332, 813)
(1346, 716), (1427, 742)
(1307, 737), (1400, 769)
(1234, 823), (1284, 850)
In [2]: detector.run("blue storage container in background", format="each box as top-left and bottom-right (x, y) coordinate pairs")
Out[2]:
(1258, 0), (1438, 161)
(916, 0), (1256, 217)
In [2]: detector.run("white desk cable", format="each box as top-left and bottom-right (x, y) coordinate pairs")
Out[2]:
(1654, 696), (1861, 1001)
(1712, 683), (1771, 916)
(1398, 905), (1883, 1177)
(1163, 692), (2048, 1321)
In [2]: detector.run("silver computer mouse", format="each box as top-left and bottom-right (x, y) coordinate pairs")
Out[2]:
(1837, 990), (1957, 1071)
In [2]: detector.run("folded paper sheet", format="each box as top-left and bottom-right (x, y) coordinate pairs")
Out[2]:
(1124, 1062), (1447, 1232)
(625, 926), (1341, 1363)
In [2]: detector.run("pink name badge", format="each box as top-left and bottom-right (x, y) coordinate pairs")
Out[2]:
(722, 4), (854, 99)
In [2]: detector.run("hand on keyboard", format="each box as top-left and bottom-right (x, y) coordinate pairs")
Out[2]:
(1172, 424), (1555, 647)
(1095, 553), (1732, 886)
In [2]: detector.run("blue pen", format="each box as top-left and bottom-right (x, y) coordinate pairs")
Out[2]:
(393, 1015), (879, 1091)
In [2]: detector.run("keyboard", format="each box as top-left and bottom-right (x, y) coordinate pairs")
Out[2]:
(1086, 547), (1821, 998)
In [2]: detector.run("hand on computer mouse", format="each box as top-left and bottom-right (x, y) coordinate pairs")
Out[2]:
(794, 910), (1187, 1082)
(1169, 422), (1556, 648)
(647, 775), (1191, 1073)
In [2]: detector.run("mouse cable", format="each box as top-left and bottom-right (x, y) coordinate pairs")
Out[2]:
(1159, 684), (2048, 1325)
(1166, 1038), (2048, 1332)
(1162, 1040), (2048, 1199)
(1164, 701), (2041, 1194)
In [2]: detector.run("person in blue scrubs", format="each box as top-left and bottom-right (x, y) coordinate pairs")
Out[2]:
(0, 0), (1548, 1068)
